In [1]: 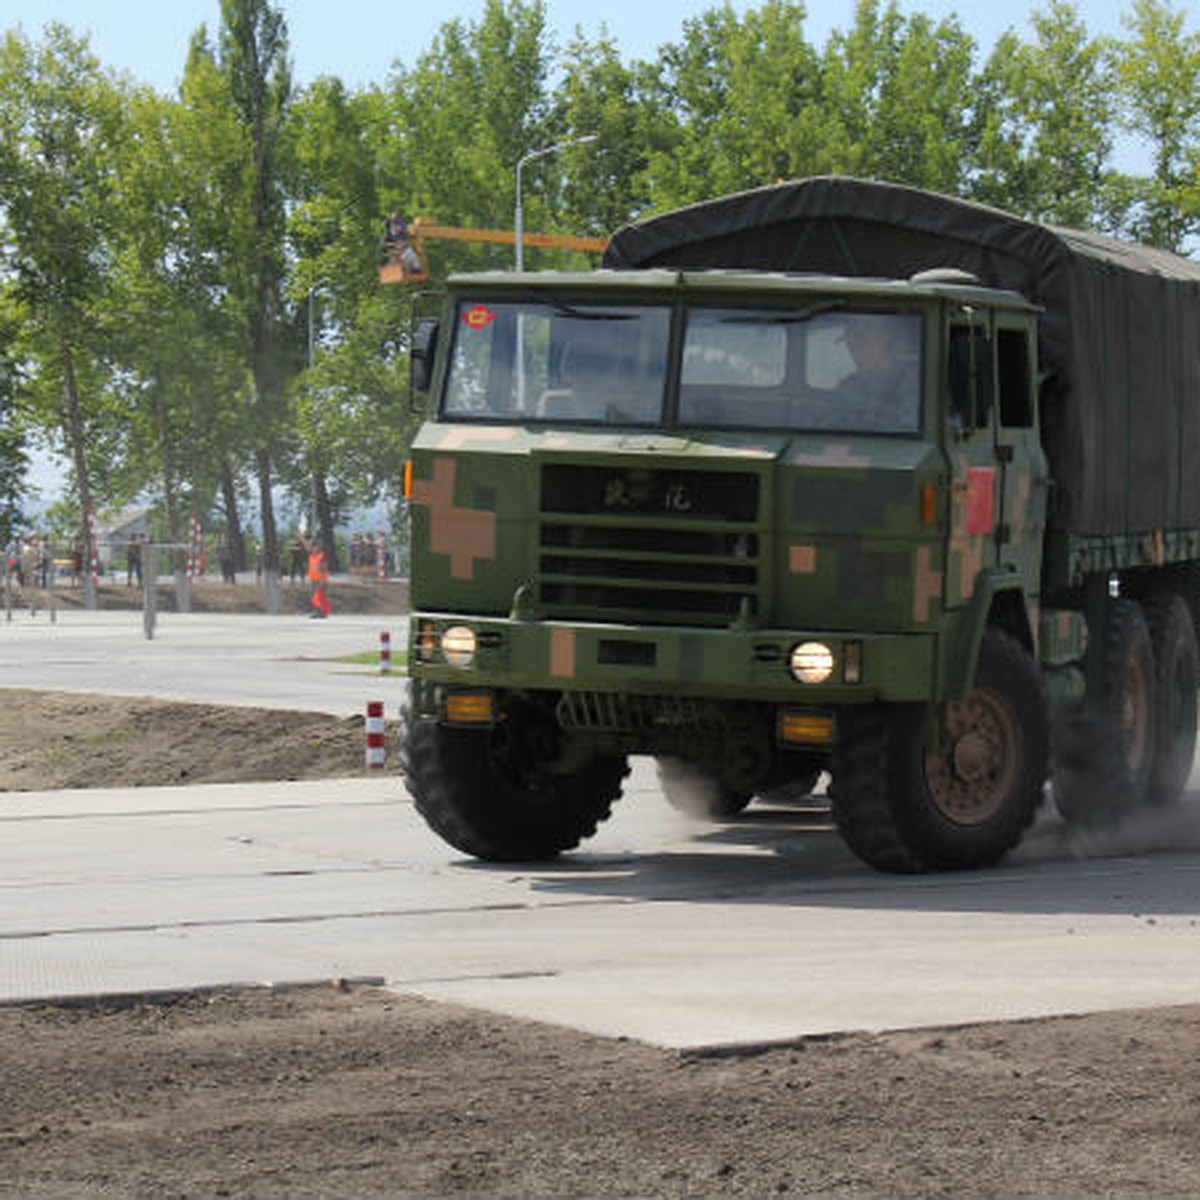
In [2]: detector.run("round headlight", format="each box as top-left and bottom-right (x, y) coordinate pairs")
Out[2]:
(441, 625), (478, 667)
(790, 641), (835, 684)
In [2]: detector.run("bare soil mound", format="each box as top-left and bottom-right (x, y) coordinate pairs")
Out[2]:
(0, 690), (369, 791)
(2, 983), (1199, 1198)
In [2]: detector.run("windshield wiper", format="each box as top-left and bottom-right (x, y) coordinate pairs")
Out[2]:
(716, 301), (846, 325)
(521, 292), (638, 320)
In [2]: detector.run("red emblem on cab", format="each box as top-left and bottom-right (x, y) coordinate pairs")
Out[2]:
(462, 304), (496, 330)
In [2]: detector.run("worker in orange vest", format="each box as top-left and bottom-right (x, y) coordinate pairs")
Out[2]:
(307, 539), (331, 618)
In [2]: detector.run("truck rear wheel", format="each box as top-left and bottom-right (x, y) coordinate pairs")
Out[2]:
(1145, 592), (1198, 806)
(832, 629), (1048, 872)
(1053, 598), (1157, 825)
(401, 704), (628, 862)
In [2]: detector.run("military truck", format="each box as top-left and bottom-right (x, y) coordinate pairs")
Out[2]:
(400, 176), (1200, 873)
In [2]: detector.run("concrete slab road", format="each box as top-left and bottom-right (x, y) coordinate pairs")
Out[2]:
(3, 758), (1200, 1050)
(0, 609), (403, 716)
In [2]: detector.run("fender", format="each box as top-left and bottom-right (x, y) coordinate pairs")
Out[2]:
(942, 568), (1034, 701)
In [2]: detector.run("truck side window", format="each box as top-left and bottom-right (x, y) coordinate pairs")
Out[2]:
(948, 326), (994, 430)
(996, 328), (1034, 427)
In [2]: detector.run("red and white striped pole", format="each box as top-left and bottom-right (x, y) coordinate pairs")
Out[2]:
(365, 700), (385, 769)
(379, 630), (392, 674)
(188, 512), (203, 579)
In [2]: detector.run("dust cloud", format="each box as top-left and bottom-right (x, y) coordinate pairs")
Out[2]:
(1014, 789), (1200, 865)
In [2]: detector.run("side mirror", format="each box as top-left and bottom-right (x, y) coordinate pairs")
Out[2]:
(410, 317), (440, 395)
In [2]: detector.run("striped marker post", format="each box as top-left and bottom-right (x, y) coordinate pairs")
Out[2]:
(365, 701), (386, 770)
(379, 630), (392, 674)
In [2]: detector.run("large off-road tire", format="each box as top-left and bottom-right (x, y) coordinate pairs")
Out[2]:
(1053, 598), (1157, 825)
(831, 629), (1048, 873)
(401, 705), (628, 861)
(1145, 592), (1198, 806)
(656, 757), (752, 819)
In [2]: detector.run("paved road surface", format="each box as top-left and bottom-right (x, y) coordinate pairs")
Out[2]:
(2, 609), (1200, 1049)
(0, 607), (399, 715)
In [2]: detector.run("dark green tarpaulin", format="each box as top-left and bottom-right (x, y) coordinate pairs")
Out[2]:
(604, 176), (1200, 540)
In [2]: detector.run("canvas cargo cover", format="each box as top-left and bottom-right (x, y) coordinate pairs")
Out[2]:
(605, 176), (1200, 540)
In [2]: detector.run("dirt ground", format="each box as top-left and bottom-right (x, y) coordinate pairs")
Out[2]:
(3, 588), (1200, 1197)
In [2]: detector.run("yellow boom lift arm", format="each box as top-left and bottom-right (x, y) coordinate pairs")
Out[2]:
(380, 216), (608, 284)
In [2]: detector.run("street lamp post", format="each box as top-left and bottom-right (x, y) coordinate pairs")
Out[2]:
(514, 134), (598, 271)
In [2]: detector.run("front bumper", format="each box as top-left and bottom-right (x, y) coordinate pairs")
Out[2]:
(408, 613), (936, 705)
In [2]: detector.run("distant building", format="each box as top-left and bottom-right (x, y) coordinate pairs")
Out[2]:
(96, 506), (151, 574)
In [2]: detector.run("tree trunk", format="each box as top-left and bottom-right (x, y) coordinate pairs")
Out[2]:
(61, 342), (96, 610)
(219, 458), (245, 570)
(313, 467), (338, 572)
(152, 364), (178, 541)
(255, 446), (278, 573)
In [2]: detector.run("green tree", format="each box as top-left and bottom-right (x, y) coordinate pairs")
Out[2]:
(0, 24), (129, 603)
(640, 0), (976, 211)
(284, 77), (412, 564)
(0, 289), (29, 543)
(867, 10), (976, 190)
(1114, 0), (1200, 249)
(386, 0), (554, 273)
(551, 30), (649, 236)
(102, 81), (242, 547)
(209, 0), (293, 574)
(970, 1), (1116, 226)
(642, 2), (816, 205)
(174, 32), (270, 564)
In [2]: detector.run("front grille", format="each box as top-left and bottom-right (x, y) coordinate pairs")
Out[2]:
(557, 691), (724, 733)
(539, 464), (762, 626)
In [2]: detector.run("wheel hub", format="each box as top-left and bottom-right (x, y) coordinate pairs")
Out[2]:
(924, 690), (1020, 826)
(951, 729), (992, 784)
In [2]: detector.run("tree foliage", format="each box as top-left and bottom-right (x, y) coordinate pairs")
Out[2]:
(1, 0), (1198, 548)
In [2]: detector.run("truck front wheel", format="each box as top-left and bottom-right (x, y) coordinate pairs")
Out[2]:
(832, 629), (1048, 872)
(402, 704), (628, 862)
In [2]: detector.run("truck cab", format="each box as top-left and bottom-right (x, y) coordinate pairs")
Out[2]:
(403, 265), (1051, 872)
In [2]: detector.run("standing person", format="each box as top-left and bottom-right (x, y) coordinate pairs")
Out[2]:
(289, 532), (307, 582)
(307, 539), (331, 618)
(218, 536), (236, 584)
(126, 535), (142, 588)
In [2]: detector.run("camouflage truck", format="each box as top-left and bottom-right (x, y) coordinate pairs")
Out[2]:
(400, 176), (1200, 873)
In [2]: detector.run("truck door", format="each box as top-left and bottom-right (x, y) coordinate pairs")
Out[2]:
(993, 321), (1048, 602)
(944, 320), (1003, 609)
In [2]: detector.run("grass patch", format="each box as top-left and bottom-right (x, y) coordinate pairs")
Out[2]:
(339, 650), (408, 668)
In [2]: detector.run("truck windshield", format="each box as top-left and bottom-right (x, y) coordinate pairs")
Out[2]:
(441, 298), (922, 435)
(678, 308), (923, 434)
(443, 299), (670, 424)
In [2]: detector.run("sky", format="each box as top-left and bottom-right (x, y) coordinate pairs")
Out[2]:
(8, 0), (1140, 95)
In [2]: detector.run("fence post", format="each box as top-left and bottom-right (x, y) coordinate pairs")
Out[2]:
(142, 543), (159, 640)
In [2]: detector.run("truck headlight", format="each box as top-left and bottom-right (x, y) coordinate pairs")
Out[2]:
(790, 641), (834, 684)
(441, 625), (478, 667)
